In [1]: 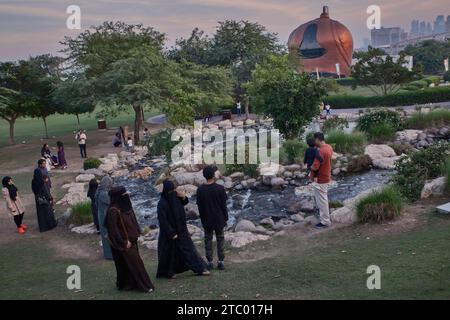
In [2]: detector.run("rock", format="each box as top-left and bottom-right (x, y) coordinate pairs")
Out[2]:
(262, 174), (276, 186)
(284, 164), (302, 171)
(303, 215), (319, 226)
(229, 172), (244, 179)
(234, 219), (257, 232)
(294, 185), (313, 197)
(111, 169), (129, 178)
(371, 156), (401, 170)
(184, 203), (200, 220)
(396, 129), (422, 142)
(234, 184), (244, 190)
(330, 206), (356, 224)
(244, 119), (255, 125)
(259, 217), (275, 228)
(438, 127), (450, 138)
(129, 167), (154, 180)
(57, 183), (86, 206)
(290, 213), (305, 223)
(421, 177), (446, 199)
(270, 177), (286, 188)
(75, 173), (95, 183)
(218, 119), (232, 129)
(364, 144), (397, 160)
(299, 197), (315, 212)
(171, 170), (206, 186)
(141, 240), (158, 250)
(176, 184), (198, 198)
(332, 168), (341, 176)
(83, 168), (104, 176)
(283, 171), (293, 178)
(225, 231), (270, 248)
(71, 223), (97, 234)
(232, 121), (244, 127)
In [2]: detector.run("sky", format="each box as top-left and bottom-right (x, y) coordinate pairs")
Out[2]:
(0, 0), (448, 61)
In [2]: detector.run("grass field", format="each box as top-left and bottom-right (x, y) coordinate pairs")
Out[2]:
(0, 108), (159, 147)
(1, 211), (449, 300)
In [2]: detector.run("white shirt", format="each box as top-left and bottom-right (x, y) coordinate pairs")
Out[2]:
(236, 102), (241, 109)
(76, 132), (87, 145)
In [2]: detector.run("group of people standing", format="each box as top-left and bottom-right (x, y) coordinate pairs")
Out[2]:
(83, 165), (228, 293)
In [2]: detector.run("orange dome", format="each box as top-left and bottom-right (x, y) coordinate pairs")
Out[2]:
(288, 6), (353, 77)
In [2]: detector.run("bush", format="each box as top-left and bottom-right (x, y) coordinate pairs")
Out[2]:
(405, 109), (450, 129)
(336, 77), (355, 86)
(326, 130), (366, 154)
(323, 86), (450, 109)
(357, 109), (403, 133)
(148, 129), (178, 161)
(225, 163), (258, 178)
(369, 123), (396, 143)
(83, 157), (102, 170)
(69, 201), (93, 225)
(281, 139), (307, 164)
(356, 187), (404, 223)
(392, 142), (450, 201)
(424, 76), (441, 86)
(388, 143), (414, 156)
(444, 71), (450, 82)
(322, 116), (349, 133)
(444, 159), (450, 193)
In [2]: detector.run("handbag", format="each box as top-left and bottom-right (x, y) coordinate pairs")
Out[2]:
(37, 196), (49, 206)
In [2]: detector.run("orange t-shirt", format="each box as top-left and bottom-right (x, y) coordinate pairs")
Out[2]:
(310, 143), (333, 184)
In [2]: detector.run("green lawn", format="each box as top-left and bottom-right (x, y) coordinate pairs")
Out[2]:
(0, 108), (159, 147)
(1, 212), (449, 300)
(329, 85), (410, 97)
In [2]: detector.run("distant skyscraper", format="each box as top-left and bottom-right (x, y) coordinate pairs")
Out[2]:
(426, 22), (433, 35)
(410, 20), (419, 37)
(446, 15), (450, 33)
(419, 21), (426, 36)
(434, 15), (446, 34)
(371, 27), (405, 47)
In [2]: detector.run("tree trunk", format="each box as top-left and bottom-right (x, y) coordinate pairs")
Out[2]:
(244, 96), (250, 120)
(133, 105), (142, 144)
(76, 114), (80, 127)
(7, 119), (16, 145)
(141, 107), (145, 125)
(42, 116), (49, 139)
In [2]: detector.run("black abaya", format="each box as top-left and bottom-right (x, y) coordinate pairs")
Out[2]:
(31, 168), (57, 232)
(156, 193), (207, 278)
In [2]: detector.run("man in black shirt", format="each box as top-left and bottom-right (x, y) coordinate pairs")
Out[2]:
(196, 165), (228, 270)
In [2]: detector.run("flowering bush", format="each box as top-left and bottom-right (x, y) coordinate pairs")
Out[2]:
(357, 109), (403, 134)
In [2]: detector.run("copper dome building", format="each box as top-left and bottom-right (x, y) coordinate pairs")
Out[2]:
(288, 6), (353, 77)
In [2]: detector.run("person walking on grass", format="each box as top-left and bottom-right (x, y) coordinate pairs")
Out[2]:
(2, 176), (27, 234)
(196, 165), (228, 271)
(31, 160), (57, 233)
(75, 129), (87, 158)
(310, 132), (333, 229)
(156, 180), (210, 279)
(105, 186), (154, 293)
(95, 176), (114, 260)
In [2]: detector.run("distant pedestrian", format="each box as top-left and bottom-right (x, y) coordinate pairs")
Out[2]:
(143, 128), (150, 145)
(57, 141), (67, 169)
(196, 165), (228, 271)
(87, 178), (99, 233)
(75, 129), (87, 158)
(325, 104), (331, 116)
(2, 176), (27, 234)
(310, 132), (333, 229)
(32, 160), (57, 232)
(236, 100), (242, 117)
(126, 136), (133, 151)
(95, 176), (114, 260)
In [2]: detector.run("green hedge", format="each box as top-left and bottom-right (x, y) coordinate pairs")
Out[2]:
(323, 86), (450, 109)
(336, 77), (355, 86)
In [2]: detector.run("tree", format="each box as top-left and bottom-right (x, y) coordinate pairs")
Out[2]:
(402, 40), (450, 75)
(24, 55), (64, 138)
(0, 61), (38, 144)
(167, 28), (211, 65)
(246, 55), (325, 139)
(61, 21), (167, 142)
(352, 47), (421, 95)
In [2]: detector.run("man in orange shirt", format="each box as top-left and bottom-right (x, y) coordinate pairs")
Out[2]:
(310, 132), (333, 228)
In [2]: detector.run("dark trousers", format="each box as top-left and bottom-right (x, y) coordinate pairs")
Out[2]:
(78, 144), (87, 158)
(204, 227), (225, 262)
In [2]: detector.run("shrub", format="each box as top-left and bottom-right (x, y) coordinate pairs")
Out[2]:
(405, 109), (450, 129)
(326, 130), (366, 154)
(369, 123), (396, 143)
(407, 80), (428, 89)
(444, 71), (450, 82)
(322, 116), (349, 133)
(356, 187), (404, 223)
(357, 109), (403, 133)
(281, 139), (307, 164)
(392, 142), (450, 201)
(68, 201), (93, 225)
(323, 86), (450, 109)
(148, 129), (178, 161)
(388, 143), (414, 156)
(83, 157), (102, 170)
(444, 159), (450, 193)
(335, 77), (355, 86)
(424, 76), (441, 86)
(225, 163), (258, 178)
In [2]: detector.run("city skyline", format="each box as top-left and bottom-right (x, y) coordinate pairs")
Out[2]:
(0, 0), (449, 61)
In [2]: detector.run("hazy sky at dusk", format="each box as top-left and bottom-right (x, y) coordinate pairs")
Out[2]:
(0, 0), (448, 60)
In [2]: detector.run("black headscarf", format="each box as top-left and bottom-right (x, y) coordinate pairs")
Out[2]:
(2, 176), (18, 201)
(31, 168), (45, 195)
(109, 186), (133, 214)
(160, 180), (181, 211)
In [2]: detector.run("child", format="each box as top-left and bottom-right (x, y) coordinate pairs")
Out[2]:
(126, 136), (133, 151)
(304, 138), (323, 178)
(143, 128), (150, 145)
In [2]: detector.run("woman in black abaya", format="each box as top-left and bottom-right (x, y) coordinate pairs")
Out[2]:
(31, 167), (57, 232)
(156, 180), (209, 278)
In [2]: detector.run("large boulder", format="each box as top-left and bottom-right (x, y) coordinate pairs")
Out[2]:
(111, 169), (129, 178)
(225, 231), (270, 248)
(421, 177), (446, 199)
(371, 156), (401, 170)
(129, 167), (154, 180)
(71, 223), (97, 235)
(171, 170), (206, 186)
(234, 219), (257, 232)
(75, 173), (95, 183)
(57, 183), (87, 206)
(218, 120), (232, 129)
(270, 177), (286, 188)
(184, 203), (200, 220)
(364, 144), (399, 169)
(177, 184), (198, 198)
(396, 130), (422, 142)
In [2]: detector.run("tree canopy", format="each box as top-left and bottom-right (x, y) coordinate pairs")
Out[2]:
(402, 40), (450, 75)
